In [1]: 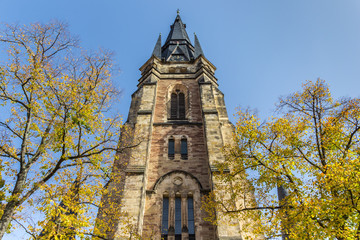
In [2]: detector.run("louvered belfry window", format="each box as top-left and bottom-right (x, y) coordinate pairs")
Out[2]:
(170, 93), (178, 119)
(170, 91), (186, 120)
(178, 93), (185, 119)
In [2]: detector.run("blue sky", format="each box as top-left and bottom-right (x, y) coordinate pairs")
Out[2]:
(1, 0), (360, 121)
(1, 0), (360, 238)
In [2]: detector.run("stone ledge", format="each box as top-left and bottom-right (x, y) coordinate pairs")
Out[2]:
(210, 165), (230, 173)
(203, 109), (218, 114)
(125, 165), (146, 173)
(137, 110), (152, 115)
(153, 121), (202, 126)
(142, 81), (157, 85)
(198, 81), (212, 85)
(218, 237), (243, 240)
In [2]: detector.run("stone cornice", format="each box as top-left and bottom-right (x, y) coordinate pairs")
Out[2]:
(125, 165), (146, 173)
(202, 109), (218, 114)
(210, 165), (230, 173)
(153, 121), (203, 126)
(137, 110), (152, 115)
(137, 55), (218, 86)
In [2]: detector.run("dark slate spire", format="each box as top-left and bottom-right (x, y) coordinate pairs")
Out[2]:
(164, 12), (191, 44)
(194, 33), (204, 58)
(161, 11), (195, 62)
(150, 11), (206, 62)
(152, 34), (162, 58)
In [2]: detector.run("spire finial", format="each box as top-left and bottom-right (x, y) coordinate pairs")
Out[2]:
(177, 9), (180, 15)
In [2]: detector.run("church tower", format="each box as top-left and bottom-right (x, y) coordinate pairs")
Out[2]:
(96, 12), (252, 240)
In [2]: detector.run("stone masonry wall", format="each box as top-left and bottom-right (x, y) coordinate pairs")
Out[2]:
(141, 66), (215, 239)
(106, 56), (259, 240)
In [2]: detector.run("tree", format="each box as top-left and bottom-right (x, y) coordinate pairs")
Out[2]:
(0, 21), (124, 239)
(204, 79), (360, 239)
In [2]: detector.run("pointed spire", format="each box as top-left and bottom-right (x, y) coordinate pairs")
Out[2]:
(151, 11), (208, 62)
(164, 13), (191, 44)
(152, 33), (162, 58)
(194, 33), (204, 58)
(161, 11), (195, 62)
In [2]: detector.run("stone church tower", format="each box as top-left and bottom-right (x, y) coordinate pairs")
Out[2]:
(96, 13), (253, 240)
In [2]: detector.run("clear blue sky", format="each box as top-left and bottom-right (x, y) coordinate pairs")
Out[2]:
(1, 1), (360, 238)
(1, 0), (360, 121)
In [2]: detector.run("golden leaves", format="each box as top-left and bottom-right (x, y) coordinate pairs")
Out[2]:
(0, 21), (124, 239)
(206, 79), (360, 239)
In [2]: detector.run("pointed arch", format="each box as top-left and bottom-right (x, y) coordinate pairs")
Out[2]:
(167, 84), (189, 120)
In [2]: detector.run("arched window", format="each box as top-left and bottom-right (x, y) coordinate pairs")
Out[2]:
(156, 173), (199, 240)
(168, 137), (175, 159)
(170, 92), (186, 120)
(161, 195), (196, 240)
(181, 137), (188, 160)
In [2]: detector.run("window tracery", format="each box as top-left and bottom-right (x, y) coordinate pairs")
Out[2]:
(167, 84), (189, 120)
(156, 172), (201, 240)
(170, 91), (186, 120)
(161, 194), (196, 240)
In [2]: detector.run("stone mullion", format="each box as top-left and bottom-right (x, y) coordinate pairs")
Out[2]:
(181, 194), (189, 240)
(168, 193), (175, 240)
(175, 137), (181, 157)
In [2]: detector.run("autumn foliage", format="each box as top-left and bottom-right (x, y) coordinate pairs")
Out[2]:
(0, 21), (124, 239)
(204, 79), (360, 239)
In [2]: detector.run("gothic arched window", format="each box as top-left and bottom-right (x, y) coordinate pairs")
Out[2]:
(161, 194), (196, 240)
(170, 92), (186, 120)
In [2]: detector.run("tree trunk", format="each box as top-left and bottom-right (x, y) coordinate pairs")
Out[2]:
(0, 200), (18, 239)
(0, 170), (28, 239)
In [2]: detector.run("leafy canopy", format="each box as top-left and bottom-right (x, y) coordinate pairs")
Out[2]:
(204, 79), (360, 240)
(0, 21), (124, 239)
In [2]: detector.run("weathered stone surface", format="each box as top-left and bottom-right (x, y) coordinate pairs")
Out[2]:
(97, 21), (260, 239)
